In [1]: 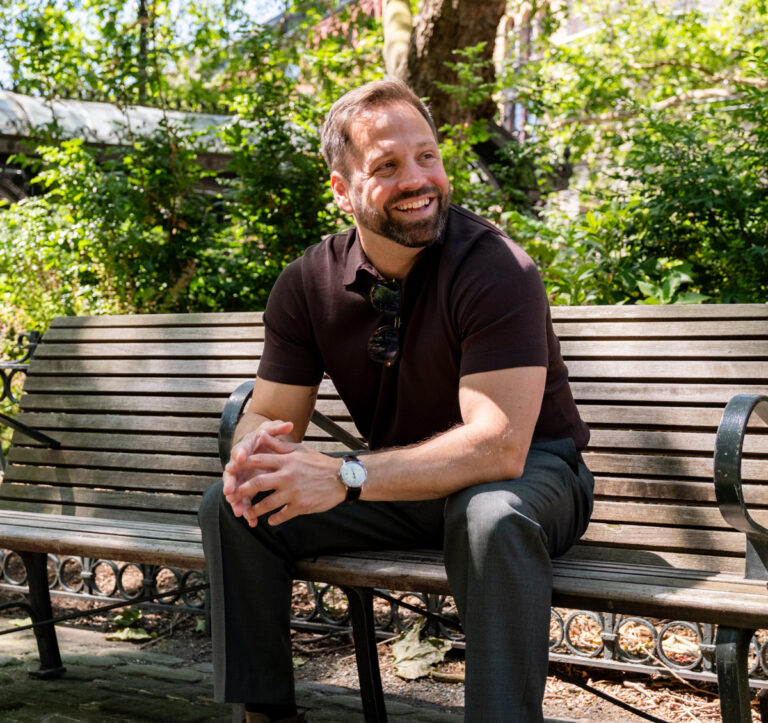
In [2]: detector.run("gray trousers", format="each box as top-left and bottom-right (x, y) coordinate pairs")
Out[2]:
(198, 438), (594, 723)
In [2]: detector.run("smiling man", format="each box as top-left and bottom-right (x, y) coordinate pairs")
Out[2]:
(199, 79), (594, 723)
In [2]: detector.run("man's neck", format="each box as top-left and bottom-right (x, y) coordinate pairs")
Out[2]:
(357, 226), (424, 281)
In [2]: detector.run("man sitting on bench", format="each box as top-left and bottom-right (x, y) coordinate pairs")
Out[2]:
(199, 78), (594, 723)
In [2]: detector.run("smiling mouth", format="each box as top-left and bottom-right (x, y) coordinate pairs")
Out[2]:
(393, 197), (433, 212)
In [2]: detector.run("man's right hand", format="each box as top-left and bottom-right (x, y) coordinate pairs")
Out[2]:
(222, 419), (294, 516)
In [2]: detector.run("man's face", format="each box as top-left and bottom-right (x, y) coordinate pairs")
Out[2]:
(331, 102), (451, 249)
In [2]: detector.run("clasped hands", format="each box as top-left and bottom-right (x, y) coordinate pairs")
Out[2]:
(222, 419), (345, 527)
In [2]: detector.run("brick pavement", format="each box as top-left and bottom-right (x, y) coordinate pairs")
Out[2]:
(0, 622), (584, 722)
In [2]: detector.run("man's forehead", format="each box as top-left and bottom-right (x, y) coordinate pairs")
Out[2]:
(349, 102), (431, 137)
(347, 103), (435, 156)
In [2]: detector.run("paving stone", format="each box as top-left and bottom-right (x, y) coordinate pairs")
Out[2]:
(120, 662), (204, 683)
(62, 653), (125, 668)
(98, 694), (227, 722)
(318, 694), (364, 711)
(0, 654), (20, 667)
(405, 710), (464, 722)
(110, 649), (186, 666)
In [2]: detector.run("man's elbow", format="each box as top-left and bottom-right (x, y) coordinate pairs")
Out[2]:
(492, 440), (528, 481)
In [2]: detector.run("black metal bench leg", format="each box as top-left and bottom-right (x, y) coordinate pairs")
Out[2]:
(18, 551), (66, 679)
(342, 585), (387, 723)
(716, 626), (754, 722)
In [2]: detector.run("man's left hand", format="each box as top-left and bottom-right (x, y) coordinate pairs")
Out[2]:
(225, 432), (345, 527)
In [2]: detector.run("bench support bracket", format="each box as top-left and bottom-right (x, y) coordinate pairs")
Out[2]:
(18, 551), (65, 679)
(341, 585), (387, 723)
(716, 626), (756, 723)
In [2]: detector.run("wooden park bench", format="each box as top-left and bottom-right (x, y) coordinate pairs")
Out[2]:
(0, 304), (766, 723)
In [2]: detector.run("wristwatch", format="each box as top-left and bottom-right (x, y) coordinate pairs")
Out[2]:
(338, 455), (367, 503)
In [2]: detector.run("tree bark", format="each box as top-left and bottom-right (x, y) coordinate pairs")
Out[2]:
(404, 0), (507, 129)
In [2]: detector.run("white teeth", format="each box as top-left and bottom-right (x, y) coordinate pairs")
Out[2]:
(396, 198), (430, 211)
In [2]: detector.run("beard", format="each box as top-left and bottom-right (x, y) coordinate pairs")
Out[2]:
(351, 185), (452, 249)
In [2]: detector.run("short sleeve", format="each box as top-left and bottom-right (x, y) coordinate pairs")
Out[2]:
(454, 235), (549, 378)
(257, 258), (325, 386)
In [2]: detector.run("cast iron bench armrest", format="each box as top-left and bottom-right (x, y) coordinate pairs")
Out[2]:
(218, 380), (361, 467)
(714, 393), (768, 540)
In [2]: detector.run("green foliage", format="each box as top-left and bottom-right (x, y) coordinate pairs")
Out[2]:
(496, 0), (768, 304)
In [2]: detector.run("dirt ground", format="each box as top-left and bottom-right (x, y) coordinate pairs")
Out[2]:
(1, 586), (758, 723)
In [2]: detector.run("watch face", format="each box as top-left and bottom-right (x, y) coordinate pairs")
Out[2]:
(341, 459), (366, 488)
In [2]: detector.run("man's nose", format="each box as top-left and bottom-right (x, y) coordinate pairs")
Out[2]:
(397, 160), (427, 190)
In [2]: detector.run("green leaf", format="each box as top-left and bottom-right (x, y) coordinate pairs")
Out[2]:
(104, 627), (156, 642)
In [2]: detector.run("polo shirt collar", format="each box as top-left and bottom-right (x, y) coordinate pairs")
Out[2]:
(342, 215), (449, 288)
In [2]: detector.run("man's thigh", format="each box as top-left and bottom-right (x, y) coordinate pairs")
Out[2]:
(239, 489), (446, 563)
(444, 438), (594, 558)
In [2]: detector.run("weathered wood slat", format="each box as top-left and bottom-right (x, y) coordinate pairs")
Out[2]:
(588, 429), (768, 454)
(21, 377), (247, 395)
(14, 412), (220, 435)
(551, 304), (768, 320)
(19, 395), (226, 415)
(591, 500), (730, 528)
(33, 341), (265, 359)
(11, 430), (218, 455)
(581, 522), (742, 554)
(0, 498), (197, 525)
(572, 384), (768, 408)
(553, 319), (768, 339)
(564, 545), (743, 574)
(43, 326), (265, 343)
(0, 483), (202, 513)
(28, 359), (259, 376)
(566, 359), (767, 380)
(50, 312), (265, 328)
(560, 340), (768, 358)
(7, 448), (223, 474)
(2, 465), (215, 492)
(583, 452), (768, 480)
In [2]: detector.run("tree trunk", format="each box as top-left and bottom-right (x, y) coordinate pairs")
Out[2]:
(404, 0), (507, 129)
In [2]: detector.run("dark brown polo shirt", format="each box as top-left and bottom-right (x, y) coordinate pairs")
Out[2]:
(258, 204), (589, 451)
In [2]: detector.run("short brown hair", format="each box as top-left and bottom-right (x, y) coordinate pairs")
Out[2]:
(320, 78), (438, 176)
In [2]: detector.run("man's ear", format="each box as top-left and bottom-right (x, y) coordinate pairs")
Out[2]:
(331, 171), (354, 215)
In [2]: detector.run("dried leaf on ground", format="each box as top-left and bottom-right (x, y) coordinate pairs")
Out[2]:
(391, 616), (453, 680)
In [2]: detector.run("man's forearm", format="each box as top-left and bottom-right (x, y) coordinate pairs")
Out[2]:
(358, 420), (530, 502)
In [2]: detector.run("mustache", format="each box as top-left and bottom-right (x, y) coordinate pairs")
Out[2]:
(386, 186), (442, 210)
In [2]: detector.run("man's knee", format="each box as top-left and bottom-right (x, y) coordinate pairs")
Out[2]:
(444, 483), (545, 551)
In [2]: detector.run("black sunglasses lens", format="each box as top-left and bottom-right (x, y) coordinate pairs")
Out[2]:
(367, 325), (399, 364)
(370, 283), (400, 316)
